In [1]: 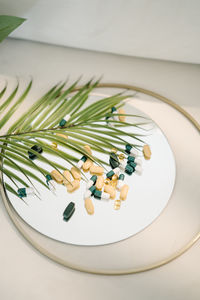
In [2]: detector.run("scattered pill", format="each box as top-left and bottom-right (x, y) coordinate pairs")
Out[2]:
(106, 170), (114, 178)
(28, 145), (43, 160)
(135, 158), (142, 165)
(143, 144), (151, 160)
(51, 170), (63, 184)
(85, 198), (94, 215)
(106, 167), (120, 178)
(104, 178), (111, 185)
(125, 144), (138, 156)
(56, 133), (68, 140)
(120, 184), (129, 201)
(17, 187), (35, 198)
(51, 142), (58, 150)
(63, 170), (72, 186)
(125, 144), (132, 154)
(118, 153), (125, 160)
(87, 175), (97, 189)
(118, 108), (126, 122)
(111, 107), (117, 113)
(63, 202), (75, 221)
(109, 152), (120, 169)
(71, 167), (81, 180)
(127, 156), (135, 163)
(128, 156), (142, 166)
(119, 174), (125, 181)
(114, 199), (121, 210)
(96, 175), (104, 190)
(82, 159), (93, 172)
(84, 144), (92, 155)
(128, 161), (137, 168)
(46, 174), (56, 193)
(104, 184), (116, 199)
(135, 165), (143, 175)
(112, 174), (118, 181)
(125, 164), (134, 175)
(111, 106), (118, 121)
(76, 155), (87, 169)
(90, 165), (104, 175)
(111, 148), (117, 153)
(117, 174), (125, 190)
(119, 160), (126, 171)
(59, 114), (70, 127)
(59, 119), (66, 127)
(84, 185), (96, 199)
(130, 149), (138, 157)
(67, 180), (80, 193)
(110, 180), (118, 188)
(94, 189), (110, 200)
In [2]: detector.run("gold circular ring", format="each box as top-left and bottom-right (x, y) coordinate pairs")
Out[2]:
(0, 82), (199, 275)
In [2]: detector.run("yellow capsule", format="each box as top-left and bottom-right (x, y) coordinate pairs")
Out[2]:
(104, 184), (116, 199)
(67, 180), (80, 193)
(85, 198), (94, 215)
(111, 148), (117, 154)
(104, 178), (111, 185)
(143, 144), (151, 160)
(56, 133), (68, 140)
(82, 159), (93, 172)
(118, 153), (125, 160)
(96, 175), (104, 190)
(84, 144), (92, 155)
(50, 170), (63, 184)
(51, 142), (58, 150)
(114, 199), (121, 210)
(120, 184), (129, 201)
(63, 170), (72, 186)
(118, 108), (126, 122)
(110, 180), (117, 188)
(71, 166), (81, 180)
(112, 174), (118, 181)
(90, 165), (104, 175)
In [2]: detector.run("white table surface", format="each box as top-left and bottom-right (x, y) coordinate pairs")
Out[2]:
(0, 38), (199, 300)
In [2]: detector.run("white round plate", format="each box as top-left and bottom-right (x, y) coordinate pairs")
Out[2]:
(4, 94), (176, 246)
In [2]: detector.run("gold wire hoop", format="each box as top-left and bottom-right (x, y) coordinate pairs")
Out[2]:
(0, 83), (199, 275)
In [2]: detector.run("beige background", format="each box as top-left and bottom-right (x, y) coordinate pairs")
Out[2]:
(0, 38), (200, 299)
(1, 0), (200, 63)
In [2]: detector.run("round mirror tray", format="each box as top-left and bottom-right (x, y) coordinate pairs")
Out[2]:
(1, 82), (199, 275)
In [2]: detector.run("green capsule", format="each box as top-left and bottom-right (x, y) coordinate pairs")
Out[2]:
(119, 174), (125, 181)
(28, 145), (43, 160)
(91, 175), (97, 183)
(81, 155), (87, 162)
(106, 170), (115, 178)
(125, 164), (134, 175)
(45, 174), (52, 184)
(18, 188), (27, 198)
(94, 190), (102, 199)
(109, 152), (119, 169)
(127, 156), (135, 162)
(125, 144), (132, 154)
(59, 119), (67, 127)
(89, 185), (96, 195)
(63, 202), (75, 221)
(128, 161), (137, 168)
(111, 107), (117, 113)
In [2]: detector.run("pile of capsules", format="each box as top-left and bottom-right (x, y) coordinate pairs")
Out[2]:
(80, 143), (147, 216)
(17, 107), (152, 222)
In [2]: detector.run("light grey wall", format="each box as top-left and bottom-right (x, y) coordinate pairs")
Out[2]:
(1, 0), (200, 64)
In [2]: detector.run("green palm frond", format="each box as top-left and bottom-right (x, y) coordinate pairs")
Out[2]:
(0, 78), (149, 199)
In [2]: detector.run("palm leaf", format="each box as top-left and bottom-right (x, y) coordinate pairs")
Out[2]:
(0, 78), (148, 198)
(0, 15), (26, 43)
